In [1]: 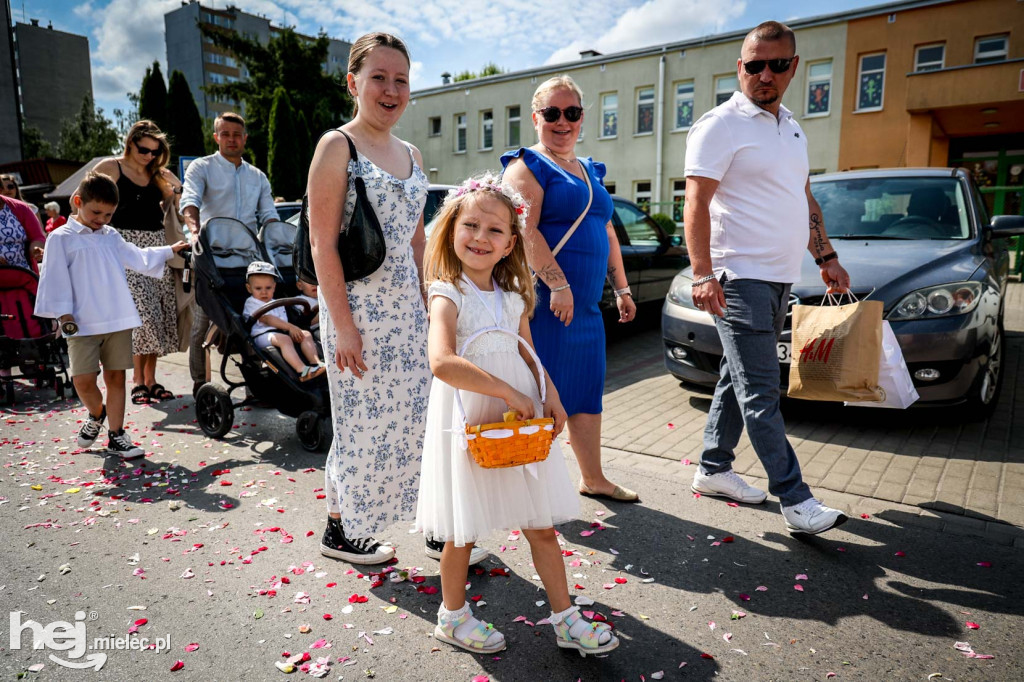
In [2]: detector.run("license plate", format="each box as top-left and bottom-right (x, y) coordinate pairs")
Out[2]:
(777, 342), (792, 364)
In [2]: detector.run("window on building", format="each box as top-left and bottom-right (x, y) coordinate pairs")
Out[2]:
(806, 60), (832, 116)
(601, 93), (618, 138)
(974, 35), (1008, 64)
(636, 87), (655, 134)
(604, 182), (616, 196)
(914, 44), (945, 72)
(209, 73), (224, 84)
(856, 53), (886, 111)
(671, 179), (686, 223)
(674, 81), (694, 130)
(715, 75), (738, 106)
(225, 56), (236, 68)
(480, 110), (493, 150)
(428, 117), (441, 137)
(507, 105), (520, 147)
(634, 181), (652, 213)
(455, 114), (466, 153)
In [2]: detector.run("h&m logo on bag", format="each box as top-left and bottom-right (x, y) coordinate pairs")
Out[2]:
(799, 336), (836, 364)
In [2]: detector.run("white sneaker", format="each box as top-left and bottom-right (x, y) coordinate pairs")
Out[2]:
(691, 469), (767, 504)
(782, 498), (848, 535)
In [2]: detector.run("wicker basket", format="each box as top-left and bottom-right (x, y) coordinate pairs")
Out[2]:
(456, 327), (554, 469)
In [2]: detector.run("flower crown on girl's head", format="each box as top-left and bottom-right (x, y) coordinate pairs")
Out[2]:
(446, 172), (528, 232)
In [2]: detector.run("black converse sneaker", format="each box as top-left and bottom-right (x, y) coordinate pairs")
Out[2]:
(77, 407), (106, 448)
(320, 517), (396, 564)
(107, 429), (145, 460)
(425, 537), (491, 566)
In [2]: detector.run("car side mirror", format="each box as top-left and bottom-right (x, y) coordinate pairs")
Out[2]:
(988, 215), (1024, 239)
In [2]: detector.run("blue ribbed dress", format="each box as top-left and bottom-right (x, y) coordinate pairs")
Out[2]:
(500, 148), (613, 416)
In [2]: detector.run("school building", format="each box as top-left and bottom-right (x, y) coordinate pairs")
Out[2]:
(403, 0), (1023, 220)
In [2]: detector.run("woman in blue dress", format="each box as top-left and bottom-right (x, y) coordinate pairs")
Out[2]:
(501, 75), (639, 503)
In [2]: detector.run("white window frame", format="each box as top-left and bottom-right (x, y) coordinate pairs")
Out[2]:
(855, 52), (886, 113)
(804, 59), (833, 117)
(974, 34), (1008, 64)
(600, 92), (618, 139)
(479, 109), (493, 151)
(506, 105), (520, 147)
(634, 181), (652, 212)
(672, 81), (694, 131)
(635, 87), (655, 135)
(671, 179), (686, 224)
(714, 75), (738, 107)
(454, 114), (466, 153)
(914, 43), (945, 72)
(428, 117), (441, 137)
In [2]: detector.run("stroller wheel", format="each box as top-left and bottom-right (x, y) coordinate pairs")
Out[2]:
(196, 384), (234, 438)
(296, 411), (331, 452)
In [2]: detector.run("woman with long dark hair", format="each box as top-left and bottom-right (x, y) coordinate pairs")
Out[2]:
(94, 120), (183, 404)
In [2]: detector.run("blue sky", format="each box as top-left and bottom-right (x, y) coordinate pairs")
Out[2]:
(18, 0), (888, 117)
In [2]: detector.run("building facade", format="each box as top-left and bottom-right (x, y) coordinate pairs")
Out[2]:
(13, 19), (92, 150)
(165, 1), (350, 120)
(0, 0), (21, 163)
(839, 0), (1023, 217)
(404, 0), (1021, 220)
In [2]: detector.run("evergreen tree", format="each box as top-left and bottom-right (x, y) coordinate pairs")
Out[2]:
(166, 70), (206, 169)
(267, 87), (303, 201)
(296, 110), (313, 178)
(138, 62), (170, 132)
(199, 25), (351, 170)
(21, 123), (53, 158)
(56, 94), (120, 162)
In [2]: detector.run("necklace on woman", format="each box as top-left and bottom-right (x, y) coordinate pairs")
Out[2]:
(542, 144), (577, 165)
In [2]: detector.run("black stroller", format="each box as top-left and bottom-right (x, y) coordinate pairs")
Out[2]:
(191, 217), (331, 451)
(0, 264), (73, 405)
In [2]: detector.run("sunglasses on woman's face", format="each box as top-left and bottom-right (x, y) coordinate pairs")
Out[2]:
(536, 106), (583, 123)
(742, 58), (794, 75)
(135, 143), (159, 156)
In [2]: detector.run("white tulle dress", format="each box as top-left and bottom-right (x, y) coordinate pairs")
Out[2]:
(415, 278), (579, 547)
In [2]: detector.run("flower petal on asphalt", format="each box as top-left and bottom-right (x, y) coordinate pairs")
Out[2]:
(170, 660), (184, 672)
(966, 622), (980, 630)
(794, 585), (804, 592)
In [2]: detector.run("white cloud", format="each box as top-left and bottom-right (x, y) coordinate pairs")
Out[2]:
(546, 0), (747, 65)
(88, 0), (181, 101)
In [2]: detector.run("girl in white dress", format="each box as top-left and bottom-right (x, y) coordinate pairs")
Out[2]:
(416, 174), (619, 658)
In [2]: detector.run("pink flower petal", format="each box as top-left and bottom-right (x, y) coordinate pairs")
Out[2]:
(472, 676), (490, 682)
(579, 530), (595, 537)
(826, 673), (836, 679)
(738, 593), (751, 601)
(723, 633), (732, 642)
(184, 643), (199, 652)
(755, 586), (768, 592)
(795, 574), (808, 581)
(976, 561), (992, 568)
(681, 458), (692, 465)
(170, 660), (184, 672)
(966, 622), (980, 630)
(860, 513), (871, 519)
(894, 551), (906, 557)
(793, 584), (804, 592)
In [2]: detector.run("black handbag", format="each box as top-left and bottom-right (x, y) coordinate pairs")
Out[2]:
(294, 130), (386, 285)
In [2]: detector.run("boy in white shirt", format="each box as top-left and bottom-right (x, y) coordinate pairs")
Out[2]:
(243, 261), (325, 382)
(35, 172), (188, 459)
(294, 278), (320, 333)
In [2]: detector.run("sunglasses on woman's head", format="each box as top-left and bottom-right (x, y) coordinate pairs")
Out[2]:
(536, 106), (583, 123)
(135, 143), (159, 156)
(743, 58), (794, 75)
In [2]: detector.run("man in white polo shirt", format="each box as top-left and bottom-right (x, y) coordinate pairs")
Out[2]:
(683, 21), (851, 535)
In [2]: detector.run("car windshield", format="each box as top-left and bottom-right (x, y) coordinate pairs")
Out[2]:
(812, 177), (970, 240)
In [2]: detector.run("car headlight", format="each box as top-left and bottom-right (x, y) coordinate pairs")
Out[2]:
(888, 282), (982, 321)
(667, 274), (696, 308)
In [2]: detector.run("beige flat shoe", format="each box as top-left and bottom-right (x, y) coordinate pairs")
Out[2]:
(578, 482), (640, 503)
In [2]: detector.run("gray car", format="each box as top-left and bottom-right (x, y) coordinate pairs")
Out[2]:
(661, 167), (1024, 418)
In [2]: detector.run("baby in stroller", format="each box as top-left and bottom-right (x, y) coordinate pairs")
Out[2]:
(243, 261), (324, 382)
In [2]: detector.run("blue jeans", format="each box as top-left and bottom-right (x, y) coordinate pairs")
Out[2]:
(700, 276), (813, 507)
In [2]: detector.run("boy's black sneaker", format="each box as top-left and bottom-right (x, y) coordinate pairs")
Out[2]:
(77, 407), (106, 448)
(107, 429), (145, 460)
(425, 537), (491, 565)
(320, 516), (395, 564)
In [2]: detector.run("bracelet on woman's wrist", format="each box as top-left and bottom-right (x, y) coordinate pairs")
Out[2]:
(550, 283), (571, 293)
(614, 287), (632, 298)
(692, 273), (717, 286)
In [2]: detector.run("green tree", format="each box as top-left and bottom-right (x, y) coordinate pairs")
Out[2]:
(55, 94), (120, 162)
(650, 212), (678, 235)
(453, 69), (476, 82)
(21, 123), (53, 158)
(295, 110), (313, 177)
(166, 70), (206, 169)
(267, 87), (303, 200)
(113, 92), (140, 139)
(200, 26), (351, 170)
(479, 62), (505, 77)
(138, 61), (170, 132)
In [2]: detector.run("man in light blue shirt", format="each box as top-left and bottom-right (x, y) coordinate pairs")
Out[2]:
(181, 112), (278, 397)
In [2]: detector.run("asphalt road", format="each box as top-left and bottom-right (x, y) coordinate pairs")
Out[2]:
(2, 323), (1021, 681)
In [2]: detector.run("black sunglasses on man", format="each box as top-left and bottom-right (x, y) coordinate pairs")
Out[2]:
(742, 57), (795, 75)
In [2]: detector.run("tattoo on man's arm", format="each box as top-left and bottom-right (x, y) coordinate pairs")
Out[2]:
(809, 212), (826, 255)
(538, 264), (566, 284)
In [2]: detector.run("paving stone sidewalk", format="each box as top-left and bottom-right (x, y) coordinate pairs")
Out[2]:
(600, 282), (1024, 541)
